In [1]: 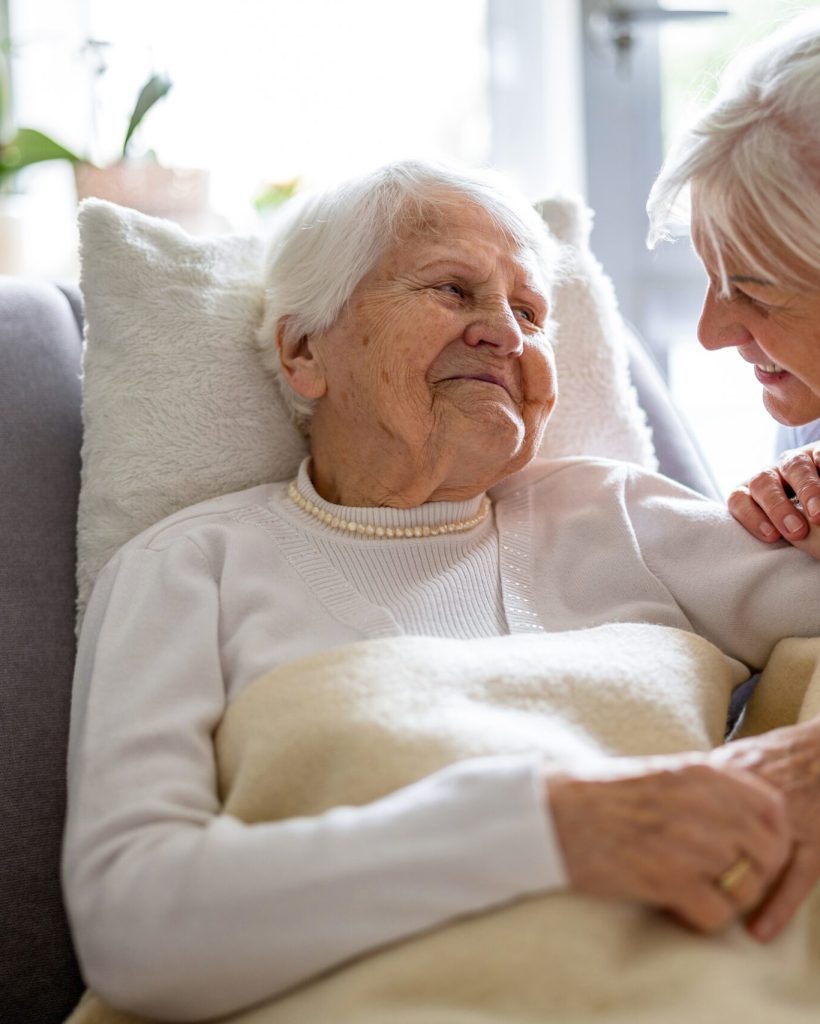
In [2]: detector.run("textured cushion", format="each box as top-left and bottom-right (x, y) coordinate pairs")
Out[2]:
(0, 278), (85, 1022)
(76, 196), (657, 619)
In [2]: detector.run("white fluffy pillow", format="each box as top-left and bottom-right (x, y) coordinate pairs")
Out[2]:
(76, 196), (656, 618)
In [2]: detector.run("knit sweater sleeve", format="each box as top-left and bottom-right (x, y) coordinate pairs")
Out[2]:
(621, 466), (819, 668)
(63, 534), (563, 1022)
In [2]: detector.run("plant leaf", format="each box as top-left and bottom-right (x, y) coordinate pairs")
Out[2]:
(252, 177), (301, 212)
(122, 73), (172, 159)
(0, 127), (84, 182)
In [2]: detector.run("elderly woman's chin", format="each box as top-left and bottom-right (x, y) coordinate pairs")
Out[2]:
(437, 389), (550, 487)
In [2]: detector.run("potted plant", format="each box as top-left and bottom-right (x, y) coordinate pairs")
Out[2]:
(0, 69), (209, 219)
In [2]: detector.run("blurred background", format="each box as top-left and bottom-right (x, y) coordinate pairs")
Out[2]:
(2, 0), (818, 493)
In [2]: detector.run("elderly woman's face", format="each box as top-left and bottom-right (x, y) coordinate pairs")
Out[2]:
(692, 215), (820, 426)
(288, 195), (556, 504)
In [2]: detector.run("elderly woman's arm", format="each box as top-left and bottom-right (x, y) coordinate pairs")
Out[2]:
(64, 538), (564, 1021)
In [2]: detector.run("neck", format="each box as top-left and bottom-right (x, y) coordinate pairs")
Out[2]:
(308, 420), (503, 507)
(308, 441), (505, 507)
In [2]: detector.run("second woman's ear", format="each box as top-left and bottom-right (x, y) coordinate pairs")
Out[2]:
(277, 320), (328, 400)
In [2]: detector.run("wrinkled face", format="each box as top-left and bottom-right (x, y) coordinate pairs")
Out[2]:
(301, 195), (557, 501)
(692, 212), (820, 426)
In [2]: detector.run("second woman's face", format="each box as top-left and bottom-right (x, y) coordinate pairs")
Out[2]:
(692, 216), (820, 426)
(303, 196), (557, 501)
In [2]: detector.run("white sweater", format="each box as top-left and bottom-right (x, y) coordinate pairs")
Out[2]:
(64, 457), (819, 1020)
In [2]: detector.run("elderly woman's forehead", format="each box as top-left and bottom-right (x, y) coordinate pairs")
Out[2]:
(380, 235), (548, 293)
(384, 214), (546, 274)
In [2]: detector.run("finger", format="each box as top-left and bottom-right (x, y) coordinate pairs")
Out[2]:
(669, 881), (737, 935)
(746, 845), (820, 942)
(776, 449), (820, 525)
(713, 855), (769, 914)
(748, 470), (809, 540)
(728, 487), (782, 542)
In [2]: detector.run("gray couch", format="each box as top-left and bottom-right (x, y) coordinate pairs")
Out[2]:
(0, 275), (721, 1024)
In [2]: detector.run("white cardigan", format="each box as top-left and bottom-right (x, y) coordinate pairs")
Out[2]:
(64, 457), (819, 1020)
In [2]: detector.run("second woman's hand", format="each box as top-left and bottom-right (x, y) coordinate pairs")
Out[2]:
(547, 755), (791, 934)
(729, 443), (820, 555)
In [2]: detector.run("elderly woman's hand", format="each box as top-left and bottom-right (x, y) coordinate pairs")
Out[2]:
(728, 444), (820, 557)
(548, 755), (791, 934)
(708, 717), (820, 941)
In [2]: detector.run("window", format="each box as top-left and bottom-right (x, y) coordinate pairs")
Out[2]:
(5, 0), (490, 272)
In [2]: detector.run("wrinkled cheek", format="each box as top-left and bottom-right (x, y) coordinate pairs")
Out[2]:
(366, 360), (432, 440)
(526, 341), (556, 391)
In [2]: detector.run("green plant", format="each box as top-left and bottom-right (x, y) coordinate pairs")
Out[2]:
(0, 72), (172, 187)
(252, 176), (301, 214)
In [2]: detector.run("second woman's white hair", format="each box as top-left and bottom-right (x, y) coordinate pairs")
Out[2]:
(256, 159), (559, 431)
(647, 11), (820, 293)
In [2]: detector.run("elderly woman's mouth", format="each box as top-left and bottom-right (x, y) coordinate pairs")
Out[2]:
(443, 374), (514, 395)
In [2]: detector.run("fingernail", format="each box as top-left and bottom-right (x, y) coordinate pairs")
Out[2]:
(752, 918), (774, 942)
(760, 521), (777, 538)
(784, 513), (804, 534)
(808, 498), (820, 519)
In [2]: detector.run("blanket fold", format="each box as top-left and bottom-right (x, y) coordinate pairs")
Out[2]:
(66, 625), (820, 1024)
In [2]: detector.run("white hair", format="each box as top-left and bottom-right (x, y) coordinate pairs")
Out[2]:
(256, 159), (559, 431)
(647, 10), (820, 294)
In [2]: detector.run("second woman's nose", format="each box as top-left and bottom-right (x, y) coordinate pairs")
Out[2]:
(697, 285), (754, 352)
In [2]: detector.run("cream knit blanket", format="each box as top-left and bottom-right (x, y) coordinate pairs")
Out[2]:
(67, 625), (820, 1024)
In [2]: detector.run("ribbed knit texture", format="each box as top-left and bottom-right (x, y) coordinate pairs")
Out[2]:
(290, 462), (507, 639)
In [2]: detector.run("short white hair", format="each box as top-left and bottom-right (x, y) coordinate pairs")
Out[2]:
(257, 159), (559, 430)
(647, 11), (820, 294)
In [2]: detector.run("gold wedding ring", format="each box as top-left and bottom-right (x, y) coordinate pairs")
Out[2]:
(717, 855), (753, 894)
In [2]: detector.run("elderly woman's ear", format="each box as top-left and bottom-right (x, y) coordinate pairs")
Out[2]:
(276, 319), (327, 400)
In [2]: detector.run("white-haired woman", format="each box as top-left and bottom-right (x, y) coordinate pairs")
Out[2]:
(64, 160), (820, 1023)
(648, 11), (820, 554)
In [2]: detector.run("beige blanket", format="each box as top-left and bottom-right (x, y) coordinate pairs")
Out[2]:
(68, 625), (820, 1024)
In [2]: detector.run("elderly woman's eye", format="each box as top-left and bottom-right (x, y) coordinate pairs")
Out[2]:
(438, 283), (465, 298)
(515, 306), (537, 323)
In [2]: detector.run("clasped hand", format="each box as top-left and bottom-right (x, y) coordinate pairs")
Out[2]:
(549, 716), (820, 940)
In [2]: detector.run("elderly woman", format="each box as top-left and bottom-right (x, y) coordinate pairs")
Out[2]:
(64, 161), (820, 1023)
(647, 11), (820, 553)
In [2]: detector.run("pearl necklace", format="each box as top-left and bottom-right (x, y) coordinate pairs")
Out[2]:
(287, 481), (491, 539)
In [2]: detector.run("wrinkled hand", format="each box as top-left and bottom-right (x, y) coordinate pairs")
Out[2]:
(548, 755), (791, 935)
(728, 444), (820, 558)
(709, 717), (820, 940)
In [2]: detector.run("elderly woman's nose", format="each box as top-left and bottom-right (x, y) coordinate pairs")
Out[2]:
(462, 306), (524, 354)
(697, 287), (754, 352)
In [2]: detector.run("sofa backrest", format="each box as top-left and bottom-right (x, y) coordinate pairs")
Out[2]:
(0, 278), (85, 1023)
